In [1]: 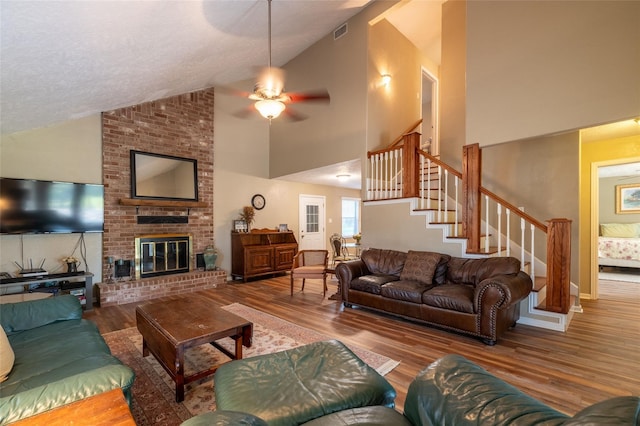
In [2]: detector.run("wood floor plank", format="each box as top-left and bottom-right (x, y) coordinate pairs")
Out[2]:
(85, 276), (640, 415)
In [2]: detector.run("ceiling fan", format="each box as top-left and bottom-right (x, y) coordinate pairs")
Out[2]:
(223, 0), (330, 121)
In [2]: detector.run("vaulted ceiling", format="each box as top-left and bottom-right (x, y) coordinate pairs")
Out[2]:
(0, 0), (443, 137)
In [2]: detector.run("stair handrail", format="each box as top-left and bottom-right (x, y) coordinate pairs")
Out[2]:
(479, 187), (547, 232)
(388, 119), (423, 148)
(366, 135), (572, 315)
(417, 148), (462, 179)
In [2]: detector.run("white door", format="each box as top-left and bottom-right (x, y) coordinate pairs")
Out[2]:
(298, 195), (326, 251)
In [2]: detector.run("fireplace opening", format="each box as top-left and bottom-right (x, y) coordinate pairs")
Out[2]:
(135, 233), (193, 279)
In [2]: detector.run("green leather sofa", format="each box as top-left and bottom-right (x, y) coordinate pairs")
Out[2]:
(182, 352), (639, 426)
(0, 295), (135, 424)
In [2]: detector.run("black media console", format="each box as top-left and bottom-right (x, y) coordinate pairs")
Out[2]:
(0, 272), (94, 310)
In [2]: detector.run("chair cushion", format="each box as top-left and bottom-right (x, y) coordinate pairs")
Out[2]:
(381, 280), (433, 303)
(351, 274), (398, 295)
(214, 340), (396, 426)
(293, 265), (326, 274)
(400, 251), (442, 285)
(422, 284), (475, 313)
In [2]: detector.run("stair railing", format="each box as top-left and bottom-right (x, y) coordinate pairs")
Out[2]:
(366, 134), (572, 314)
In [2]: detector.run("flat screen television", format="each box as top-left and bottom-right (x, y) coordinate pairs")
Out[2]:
(0, 177), (104, 234)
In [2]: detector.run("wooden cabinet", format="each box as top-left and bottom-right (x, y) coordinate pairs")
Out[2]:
(231, 230), (298, 281)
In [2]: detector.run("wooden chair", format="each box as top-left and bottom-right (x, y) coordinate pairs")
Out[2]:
(329, 233), (357, 268)
(290, 250), (329, 297)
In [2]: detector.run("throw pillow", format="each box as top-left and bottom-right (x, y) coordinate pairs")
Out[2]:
(600, 223), (640, 238)
(400, 251), (442, 286)
(0, 326), (15, 382)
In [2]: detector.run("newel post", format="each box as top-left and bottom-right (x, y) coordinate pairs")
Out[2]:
(462, 143), (482, 253)
(545, 218), (572, 313)
(401, 132), (420, 198)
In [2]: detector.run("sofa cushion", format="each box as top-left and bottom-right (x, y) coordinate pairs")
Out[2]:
(360, 249), (407, 276)
(399, 251), (442, 285)
(422, 284), (475, 313)
(351, 274), (398, 295)
(381, 280), (433, 304)
(0, 327), (14, 383)
(445, 257), (521, 286)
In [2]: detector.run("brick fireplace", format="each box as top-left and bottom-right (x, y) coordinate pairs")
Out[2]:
(97, 88), (226, 306)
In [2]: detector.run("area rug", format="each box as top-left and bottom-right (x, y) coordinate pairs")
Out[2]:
(103, 303), (399, 426)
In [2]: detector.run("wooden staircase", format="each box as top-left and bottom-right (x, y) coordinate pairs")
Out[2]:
(365, 132), (581, 331)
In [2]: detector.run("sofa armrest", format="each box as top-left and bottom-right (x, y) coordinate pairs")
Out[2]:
(336, 260), (369, 298)
(562, 396), (640, 425)
(0, 364), (135, 424)
(0, 295), (82, 335)
(474, 271), (532, 312)
(403, 354), (569, 426)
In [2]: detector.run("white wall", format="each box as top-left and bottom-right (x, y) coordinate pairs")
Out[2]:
(0, 115), (103, 279)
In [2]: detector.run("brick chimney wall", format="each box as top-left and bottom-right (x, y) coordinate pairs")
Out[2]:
(99, 88), (225, 305)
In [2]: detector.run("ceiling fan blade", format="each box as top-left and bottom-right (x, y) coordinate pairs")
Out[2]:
(286, 90), (330, 104)
(231, 105), (258, 120)
(282, 107), (307, 122)
(256, 66), (285, 98)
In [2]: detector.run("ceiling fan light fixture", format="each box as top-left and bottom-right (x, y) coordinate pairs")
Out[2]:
(255, 99), (285, 120)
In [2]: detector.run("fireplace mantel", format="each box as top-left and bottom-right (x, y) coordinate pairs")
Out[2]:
(119, 198), (208, 208)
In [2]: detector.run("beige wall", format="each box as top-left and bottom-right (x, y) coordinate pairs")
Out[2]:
(214, 83), (360, 275)
(0, 115), (103, 279)
(483, 133), (581, 283)
(439, 0), (466, 168)
(268, 3), (382, 178)
(367, 18), (423, 151)
(466, 0), (640, 146)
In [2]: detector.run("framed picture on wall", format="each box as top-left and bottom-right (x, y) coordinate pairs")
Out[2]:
(616, 184), (640, 214)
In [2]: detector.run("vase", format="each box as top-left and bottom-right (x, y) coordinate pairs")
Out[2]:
(203, 245), (218, 271)
(67, 262), (78, 273)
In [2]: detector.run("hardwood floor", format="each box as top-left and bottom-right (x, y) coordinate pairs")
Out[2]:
(86, 276), (640, 416)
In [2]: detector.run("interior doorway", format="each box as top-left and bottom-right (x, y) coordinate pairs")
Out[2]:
(421, 68), (439, 155)
(298, 194), (326, 251)
(591, 159), (640, 299)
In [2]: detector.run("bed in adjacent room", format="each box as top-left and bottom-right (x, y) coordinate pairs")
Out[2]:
(598, 223), (640, 269)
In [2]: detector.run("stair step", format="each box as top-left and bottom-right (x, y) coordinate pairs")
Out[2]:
(533, 276), (546, 292)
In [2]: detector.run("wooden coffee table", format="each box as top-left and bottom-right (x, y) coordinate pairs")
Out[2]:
(136, 297), (253, 402)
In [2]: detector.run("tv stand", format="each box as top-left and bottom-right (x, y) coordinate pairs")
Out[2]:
(0, 272), (94, 310)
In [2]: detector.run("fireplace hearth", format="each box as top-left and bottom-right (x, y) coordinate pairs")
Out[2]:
(135, 234), (193, 279)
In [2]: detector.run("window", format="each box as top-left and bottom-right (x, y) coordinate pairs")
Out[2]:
(341, 197), (360, 237)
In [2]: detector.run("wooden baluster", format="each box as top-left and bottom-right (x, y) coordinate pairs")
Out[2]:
(484, 195), (490, 253)
(454, 176), (459, 237)
(497, 204), (502, 256)
(530, 224), (535, 280)
(506, 209), (511, 257)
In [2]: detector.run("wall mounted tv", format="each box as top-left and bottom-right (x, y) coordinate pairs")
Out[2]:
(130, 151), (198, 201)
(0, 177), (104, 234)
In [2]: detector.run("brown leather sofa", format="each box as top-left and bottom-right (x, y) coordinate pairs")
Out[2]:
(336, 248), (532, 345)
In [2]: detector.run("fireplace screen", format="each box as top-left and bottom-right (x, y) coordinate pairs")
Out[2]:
(135, 234), (193, 279)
